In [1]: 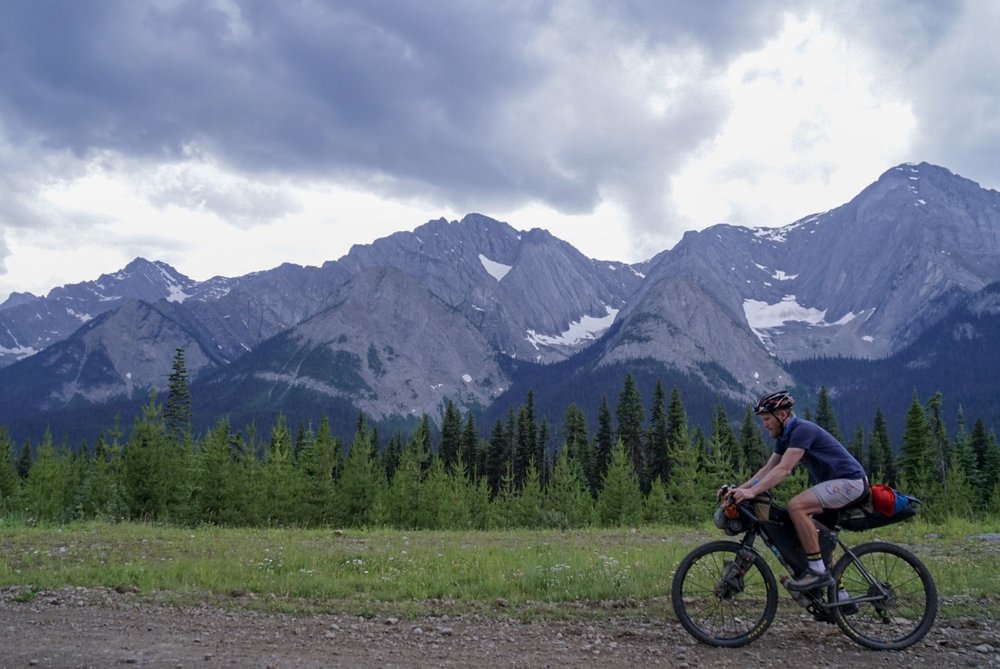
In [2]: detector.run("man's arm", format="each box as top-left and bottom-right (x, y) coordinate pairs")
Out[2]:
(733, 449), (804, 502)
(738, 453), (780, 490)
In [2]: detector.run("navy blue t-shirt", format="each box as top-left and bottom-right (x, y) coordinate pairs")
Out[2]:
(774, 416), (865, 484)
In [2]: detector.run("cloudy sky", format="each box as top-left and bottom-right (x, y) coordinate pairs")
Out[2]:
(1, 1), (998, 301)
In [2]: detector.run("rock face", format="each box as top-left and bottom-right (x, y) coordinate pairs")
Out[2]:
(0, 215), (643, 422)
(2, 162), (1000, 423)
(597, 162), (1000, 398)
(336, 214), (643, 363)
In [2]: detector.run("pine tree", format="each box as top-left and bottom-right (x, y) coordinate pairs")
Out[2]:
(122, 396), (172, 521)
(20, 431), (75, 522)
(460, 413), (480, 479)
(413, 415), (433, 472)
(545, 448), (594, 529)
(739, 407), (768, 473)
(381, 432), (404, 482)
(332, 424), (384, 528)
(492, 463), (518, 529)
(164, 347), (193, 444)
(298, 417), (340, 526)
(596, 440), (642, 527)
(190, 419), (236, 525)
(381, 428), (425, 529)
(644, 381), (669, 492)
(899, 392), (935, 498)
(665, 423), (704, 524)
(847, 424), (865, 465)
(925, 392), (950, 482)
(665, 386), (689, 472)
(76, 434), (124, 521)
(981, 429), (1000, 499)
(702, 424), (735, 491)
(514, 459), (545, 528)
(562, 403), (593, 492)
(440, 400), (463, 471)
(537, 417), (551, 488)
(868, 408), (896, 484)
(814, 386), (844, 442)
(615, 374), (645, 477)
(989, 478), (1000, 519)
(438, 452), (475, 529)
(16, 440), (32, 480)
(260, 414), (302, 525)
(485, 419), (510, 497)
(952, 408), (982, 490)
(711, 405), (740, 477)
(593, 395), (614, 488)
(970, 418), (993, 484)
(293, 423), (310, 462)
(642, 477), (671, 525)
(468, 475), (496, 530)
(936, 448), (976, 521)
(0, 427), (19, 513)
(514, 392), (538, 489)
(417, 456), (451, 529)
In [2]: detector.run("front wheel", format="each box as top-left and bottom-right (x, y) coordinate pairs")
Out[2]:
(671, 540), (778, 647)
(831, 541), (937, 650)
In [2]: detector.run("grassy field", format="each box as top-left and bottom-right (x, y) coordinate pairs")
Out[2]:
(2, 518), (997, 620)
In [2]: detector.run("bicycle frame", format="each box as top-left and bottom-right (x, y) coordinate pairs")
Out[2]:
(730, 497), (888, 618)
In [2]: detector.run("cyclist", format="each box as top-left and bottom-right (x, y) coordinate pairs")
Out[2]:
(731, 390), (867, 591)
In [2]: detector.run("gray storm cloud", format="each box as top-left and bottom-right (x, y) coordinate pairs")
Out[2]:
(0, 2), (795, 236)
(0, 0), (996, 265)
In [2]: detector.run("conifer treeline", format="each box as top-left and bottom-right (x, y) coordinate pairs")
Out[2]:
(1, 349), (998, 527)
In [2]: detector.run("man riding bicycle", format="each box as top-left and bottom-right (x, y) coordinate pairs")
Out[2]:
(731, 390), (868, 591)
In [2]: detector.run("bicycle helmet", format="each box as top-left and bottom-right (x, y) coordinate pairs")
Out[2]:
(753, 390), (795, 415)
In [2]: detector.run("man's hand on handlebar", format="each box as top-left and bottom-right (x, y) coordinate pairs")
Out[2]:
(731, 486), (756, 504)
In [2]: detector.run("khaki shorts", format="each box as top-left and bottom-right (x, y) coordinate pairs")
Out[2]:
(811, 478), (867, 510)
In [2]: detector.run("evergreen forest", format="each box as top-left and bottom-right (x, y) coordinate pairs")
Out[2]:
(2, 348), (999, 529)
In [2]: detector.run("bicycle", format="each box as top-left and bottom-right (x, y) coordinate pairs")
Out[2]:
(670, 486), (937, 650)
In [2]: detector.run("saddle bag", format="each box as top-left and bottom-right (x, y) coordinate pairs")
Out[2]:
(838, 484), (921, 531)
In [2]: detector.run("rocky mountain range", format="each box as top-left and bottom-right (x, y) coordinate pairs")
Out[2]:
(1, 161), (999, 442)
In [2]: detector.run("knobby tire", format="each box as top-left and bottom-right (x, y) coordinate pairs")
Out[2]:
(830, 541), (937, 650)
(671, 540), (778, 648)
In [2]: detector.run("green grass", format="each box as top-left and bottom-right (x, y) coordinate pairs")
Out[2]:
(1, 518), (997, 620)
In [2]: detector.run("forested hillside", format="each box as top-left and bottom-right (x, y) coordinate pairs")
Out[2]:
(3, 349), (998, 528)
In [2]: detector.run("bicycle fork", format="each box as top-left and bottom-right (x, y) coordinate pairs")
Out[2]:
(716, 545), (757, 598)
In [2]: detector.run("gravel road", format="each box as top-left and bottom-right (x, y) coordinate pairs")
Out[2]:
(1, 587), (997, 668)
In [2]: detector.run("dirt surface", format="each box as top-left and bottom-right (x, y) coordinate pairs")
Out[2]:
(1, 587), (997, 669)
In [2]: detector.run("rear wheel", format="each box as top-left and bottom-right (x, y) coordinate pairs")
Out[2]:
(671, 540), (778, 647)
(831, 541), (937, 650)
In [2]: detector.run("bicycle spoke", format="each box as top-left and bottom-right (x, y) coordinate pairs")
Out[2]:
(672, 541), (778, 647)
(832, 542), (937, 650)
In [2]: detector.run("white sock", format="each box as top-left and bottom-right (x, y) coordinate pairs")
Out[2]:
(808, 559), (825, 572)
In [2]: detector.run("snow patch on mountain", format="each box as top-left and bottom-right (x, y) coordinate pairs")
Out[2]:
(743, 295), (860, 346)
(525, 306), (619, 349)
(753, 263), (797, 281)
(0, 343), (36, 359)
(479, 254), (513, 281)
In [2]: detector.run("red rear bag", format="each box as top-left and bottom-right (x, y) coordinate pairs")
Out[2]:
(870, 484), (897, 517)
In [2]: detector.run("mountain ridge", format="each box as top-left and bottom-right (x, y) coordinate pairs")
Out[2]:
(1, 161), (999, 443)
